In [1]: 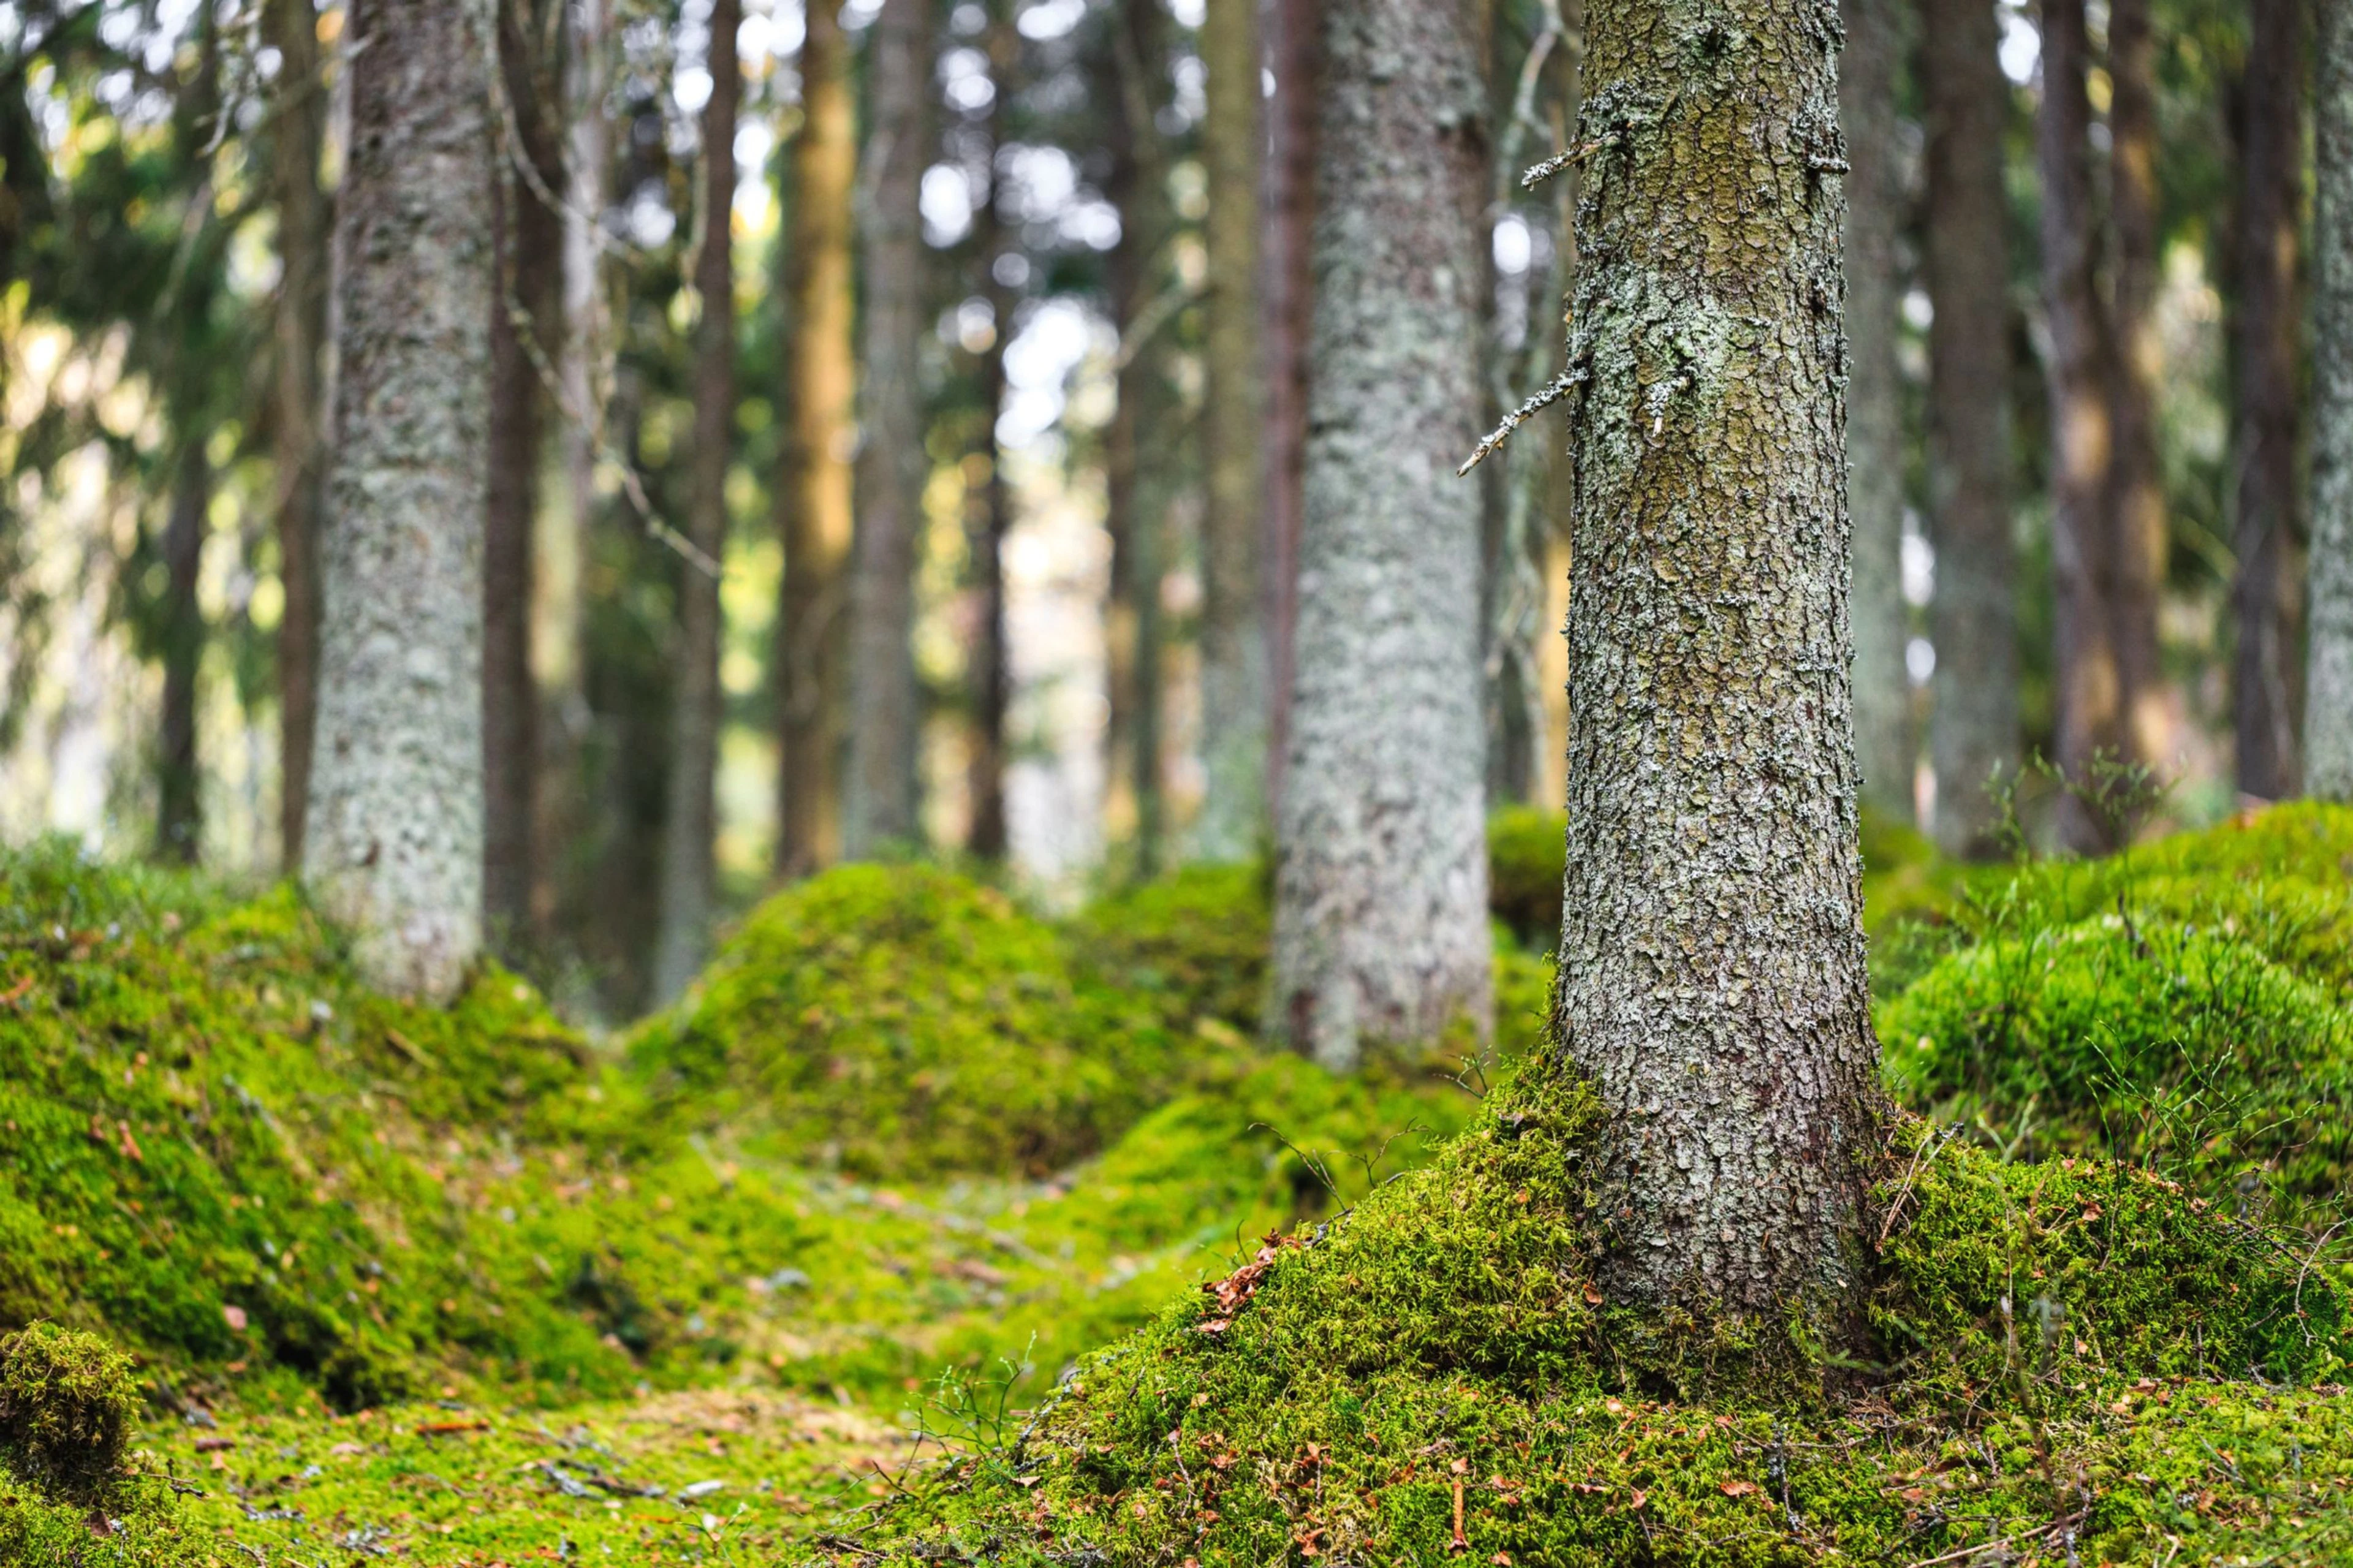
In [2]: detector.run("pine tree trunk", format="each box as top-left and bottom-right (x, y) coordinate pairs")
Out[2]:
(1268, 0), (1491, 1072)
(1260, 0), (1317, 820)
(484, 0), (566, 956)
(156, 437), (209, 865)
(2233, 0), (2305, 801)
(776, 0), (858, 877)
(1556, 0), (1881, 1314)
(842, 0), (930, 859)
(2311, 0), (2353, 800)
(1840, 0), (1911, 824)
(2107, 0), (2169, 773)
(1191, 0), (1268, 863)
(306, 0), (493, 1002)
(1920, 0), (2017, 857)
(966, 6), (1020, 863)
(265, 0), (328, 875)
(2037, 0), (2123, 850)
(651, 0), (738, 1002)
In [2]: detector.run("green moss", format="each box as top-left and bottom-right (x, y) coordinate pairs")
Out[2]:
(1066, 864), (1271, 1034)
(0, 1324), (138, 1498)
(1487, 806), (1567, 949)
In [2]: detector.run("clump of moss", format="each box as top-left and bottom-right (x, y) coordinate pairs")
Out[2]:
(1487, 806), (1567, 949)
(0, 1324), (137, 1499)
(1065, 864), (1270, 1033)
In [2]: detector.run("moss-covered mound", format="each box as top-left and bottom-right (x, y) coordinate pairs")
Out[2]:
(841, 1071), (2353, 1566)
(635, 864), (1195, 1179)
(1067, 864), (1271, 1035)
(0, 1323), (201, 1566)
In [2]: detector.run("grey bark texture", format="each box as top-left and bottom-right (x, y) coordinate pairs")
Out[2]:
(842, 0), (930, 858)
(1191, 0), (1270, 863)
(1920, 0), (2017, 857)
(306, 0), (494, 1003)
(651, 0), (740, 1003)
(266, 0), (328, 874)
(1259, 0), (1317, 820)
(1555, 0), (1882, 1314)
(2232, 0), (2305, 801)
(2313, 0), (2353, 800)
(1268, 0), (1492, 1072)
(1840, 0), (1911, 824)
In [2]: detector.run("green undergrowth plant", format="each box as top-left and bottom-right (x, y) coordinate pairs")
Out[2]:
(837, 1069), (2353, 1567)
(0, 1323), (203, 1566)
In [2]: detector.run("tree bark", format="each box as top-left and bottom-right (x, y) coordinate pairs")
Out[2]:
(2107, 0), (2169, 775)
(651, 0), (739, 1002)
(1268, 0), (1491, 1071)
(776, 0), (859, 877)
(1840, 0), (1911, 824)
(2312, 0), (2353, 800)
(1556, 0), (1881, 1314)
(156, 437), (209, 865)
(842, 0), (930, 859)
(484, 0), (566, 956)
(2232, 0), (2305, 801)
(1920, 0), (2017, 857)
(306, 0), (493, 1002)
(965, 6), (1019, 862)
(2037, 0), (2124, 850)
(1259, 0), (1317, 821)
(1191, 0), (1268, 862)
(265, 0), (328, 875)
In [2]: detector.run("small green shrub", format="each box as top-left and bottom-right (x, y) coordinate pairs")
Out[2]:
(0, 1324), (138, 1499)
(1487, 806), (1566, 948)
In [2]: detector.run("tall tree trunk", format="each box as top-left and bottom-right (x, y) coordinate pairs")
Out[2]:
(1920, 0), (2018, 857)
(1841, 0), (1911, 824)
(265, 0), (328, 874)
(965, 6), (1019, 862)
(1268, 0), (1491, 1071)
(306, 0), (493, 1002)
(651, 0), (739, 1002)
(2232, 0), (2305, 801)
(2107, 0), (2169, 776)
(842, 0), (930, 859)
(2312, 0), (2353, 800)
(156, 437), (209, 864)
(2037, 0), (2123, 850)
(484, 0), (566, 956)
(776, 0), (858, 877)
(1259, 0), (1316, 820)
(1558, 0), (1881, 1316)
(1191, 0), (1268, 862)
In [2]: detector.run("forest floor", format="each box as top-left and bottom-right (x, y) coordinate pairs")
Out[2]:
(4, 806), (2352, 1564)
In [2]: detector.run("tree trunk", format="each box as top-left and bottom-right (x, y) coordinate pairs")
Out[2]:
(2107, 0), (2169, 776)
(842, 0), (930, 859)
(965, 6), (1019, 863)
(484, 0), (566, 956)
(156, 437), (209, 865)
(776, 0), (859, 877)
(1556, 0), (1881, 1315)
(265, 0), (328, 875)
(1268, 0), (1491, 1071)
(2232, 0), (2305, 802)
(1840, 0), (1911, 824)
(1260, 0), (1317, 821)
(1920, 0), (2017, 857)
(1191, 0), (1268, 862)
(2312, 0), (2353, 801)
(651, 0), (739, 1002)
(306, 0), (493, 1002)
(2037, 0), (2123, 850)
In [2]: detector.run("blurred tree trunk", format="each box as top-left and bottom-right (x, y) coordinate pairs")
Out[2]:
(966, 4), (1020, 862)
(1558, 0), (1879, 1319)
(156, 438), (208, 864)
(2232, 0), (2305, 801)
(306, 0), (494, 1002)
(776, 0), (859, 877)
(843, 0), (931, 859)
(1191, 0), (1268, 862)
(1259, 0), (1316, 820)
(2311, 0), (2353, 800)
(485, 0), (567, 957)
(2037, 0), (2125, 850)
(265, 0), (328, 874)
(2107, 0), (2169, 781)
(1103, 0), (1169, 874)
(651, 0), (739, 1002)
(1268, 0), (1490, 1070)
(1920, 0), (2017, 857)
(1841, 0), (1910, 823)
